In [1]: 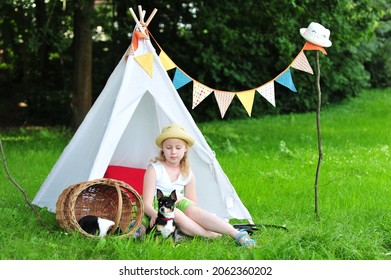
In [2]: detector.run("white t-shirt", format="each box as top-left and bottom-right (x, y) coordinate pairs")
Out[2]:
(150, 161), (192, 196)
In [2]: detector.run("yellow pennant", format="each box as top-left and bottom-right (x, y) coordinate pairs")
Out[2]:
(135, 52), (154, 77)
(159, 51), (176, 70)
(236, 90), (255, 117)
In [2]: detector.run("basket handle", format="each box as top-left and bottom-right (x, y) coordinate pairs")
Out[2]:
(111, 180), (123, 233)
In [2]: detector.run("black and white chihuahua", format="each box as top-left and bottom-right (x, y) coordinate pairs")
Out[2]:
(78, 215), (115, 237)
(147, 189), (177, 239)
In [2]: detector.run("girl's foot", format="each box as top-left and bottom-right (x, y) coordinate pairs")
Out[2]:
(234, 230), (256, 248)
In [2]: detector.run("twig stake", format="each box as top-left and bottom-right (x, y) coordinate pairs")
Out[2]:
(0, 140), (46, 227)
(314, 51), (322, 220)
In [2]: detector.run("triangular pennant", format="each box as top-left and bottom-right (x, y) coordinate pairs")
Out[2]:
(275, 69), (297, 92)
(256, 82), (276, 107)
(125, 29), (148, 60)
(214, 90), (236, 118)
(134, 52), (154, 77)
(159, 50), (176, 70)
(303, 41), (327, 55)
(291, 51), (314, 74)
(132, 30), (148, 53)
(236, 90), (255, 117)
(192, 82), (213, 109)
(173, 68), (192, 90)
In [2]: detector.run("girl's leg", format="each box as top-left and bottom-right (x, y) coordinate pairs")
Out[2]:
(184, 205), (239, 238)
(174, 208), (220, 238)
(182, 206), (256, 247)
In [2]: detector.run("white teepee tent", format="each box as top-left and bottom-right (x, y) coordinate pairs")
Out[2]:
(32, 8), (252, 222)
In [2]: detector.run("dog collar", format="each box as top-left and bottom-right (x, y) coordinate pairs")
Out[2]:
(160, 217), (174, 221)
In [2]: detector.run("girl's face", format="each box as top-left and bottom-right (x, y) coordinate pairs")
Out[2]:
(161, 138), (188, 165)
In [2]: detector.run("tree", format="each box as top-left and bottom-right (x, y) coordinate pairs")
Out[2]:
(0, 0), (388, 126)
(71, 0), (94, 130)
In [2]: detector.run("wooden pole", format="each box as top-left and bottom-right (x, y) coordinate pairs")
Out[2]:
(138, 5), (144, 23)
(145, 8), (158, 26)
(314, 51), (322, 220)
(129, 7), (140, 25)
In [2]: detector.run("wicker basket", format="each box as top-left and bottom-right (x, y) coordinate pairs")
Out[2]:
(56, 178), (144, 238)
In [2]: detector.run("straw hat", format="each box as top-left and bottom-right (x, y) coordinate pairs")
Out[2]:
(300, 22), (332, 47)
(155, 124), (194, 147)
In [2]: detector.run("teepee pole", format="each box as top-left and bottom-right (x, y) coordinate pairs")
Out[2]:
(129, 8), (140, 26)
(145, 8), (158, 26)
(138, 5), (145, 23)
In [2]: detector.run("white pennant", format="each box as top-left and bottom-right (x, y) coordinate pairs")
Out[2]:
(291, 51), (313, 74)
(257, 82), (276, 107)
(192, 81), (213, 109)
(214, 91), (236, 118)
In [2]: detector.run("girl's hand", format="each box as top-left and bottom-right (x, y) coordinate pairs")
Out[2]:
(149, 212), (158, 228)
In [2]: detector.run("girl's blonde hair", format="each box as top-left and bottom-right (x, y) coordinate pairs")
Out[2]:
(153, 147), (191, 178)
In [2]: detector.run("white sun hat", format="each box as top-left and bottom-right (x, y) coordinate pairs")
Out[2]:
(300, 22), (332, 47)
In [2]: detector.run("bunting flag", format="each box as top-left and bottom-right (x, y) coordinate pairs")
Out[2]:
(134, 52), (154, 77)
(236, 90), (255, 117)
(173, 68), (192, 90)
(192, 82), (213, 109)
(214, 90), (236, 118)
(303, 41), (327, 55)
(126, 29), (148, 59)
(291, 51), (314, 74)
(159, 50), (176, 70)
(275, 68), (297, 92)
(256, 82), (276, 107)
(149, 33), (327, 117)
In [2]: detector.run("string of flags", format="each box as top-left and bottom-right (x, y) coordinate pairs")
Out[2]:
(133, 32), (327, 118)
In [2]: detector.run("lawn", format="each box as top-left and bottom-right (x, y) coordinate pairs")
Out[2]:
(0, 88), (390, 260)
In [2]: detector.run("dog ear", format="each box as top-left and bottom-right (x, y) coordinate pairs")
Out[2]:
(156, 189), (163, 200)
(170, 190), (177, 202)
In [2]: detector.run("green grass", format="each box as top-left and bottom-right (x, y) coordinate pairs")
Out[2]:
(0, 88), (390, 260)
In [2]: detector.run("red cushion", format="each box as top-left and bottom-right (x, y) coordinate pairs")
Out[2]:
(104, 165), (146, 195)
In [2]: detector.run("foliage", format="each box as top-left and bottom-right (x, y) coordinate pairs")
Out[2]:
(0, 88), (390, 260)
(0, 0), (389, 126)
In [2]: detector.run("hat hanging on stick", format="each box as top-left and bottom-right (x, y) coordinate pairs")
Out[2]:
(300, 22), (332, 48)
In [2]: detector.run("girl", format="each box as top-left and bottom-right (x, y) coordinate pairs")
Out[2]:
(143, 123), (256, 247)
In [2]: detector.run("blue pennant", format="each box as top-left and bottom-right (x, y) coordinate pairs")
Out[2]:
(172, 68), (192, 90)
(275, 68), (297, 92)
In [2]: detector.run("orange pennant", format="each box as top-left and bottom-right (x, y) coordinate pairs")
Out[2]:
(303, 41), (327, 55)
(132, 30), (148, 53)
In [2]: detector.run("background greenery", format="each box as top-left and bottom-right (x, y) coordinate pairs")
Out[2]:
(0, 88), (389, 260)
(0, 0), (390, 126)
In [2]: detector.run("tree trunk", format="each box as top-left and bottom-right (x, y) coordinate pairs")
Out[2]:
(72, 0), (94, 130)
(35, 0), (48, 81)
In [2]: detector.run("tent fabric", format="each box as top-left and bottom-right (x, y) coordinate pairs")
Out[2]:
(32, 32), (252, 222)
